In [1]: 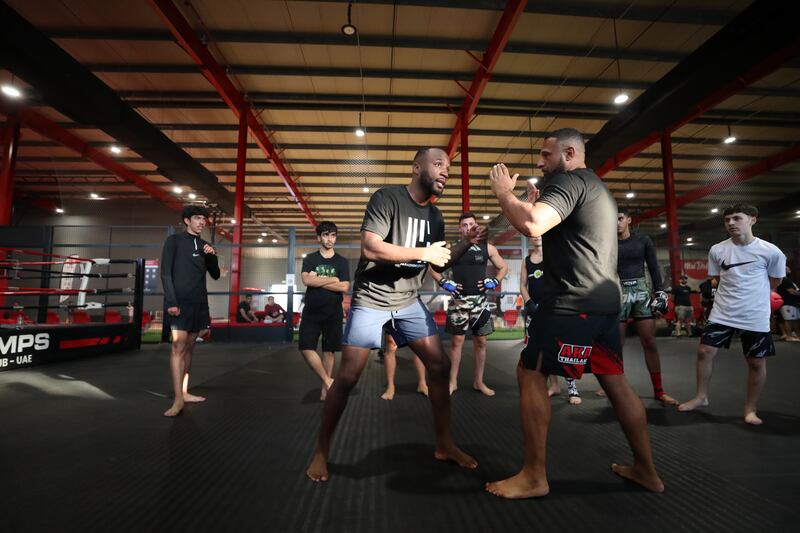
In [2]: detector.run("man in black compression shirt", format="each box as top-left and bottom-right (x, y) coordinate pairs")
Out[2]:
(611, 210), (678, 404)
(160, 205), (220, 417)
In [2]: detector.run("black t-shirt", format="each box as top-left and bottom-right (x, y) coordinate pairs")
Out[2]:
(451, 242), (489, 296)
(537, 168), (621, 315)
(672, 284), (692, 306)
(236, 301), (251, 322)
(699, 279), (716, 302)
(302, 251), (350, 314)
(160, 232), (220, 306)
(353, 185), (445, 309)
(525, 255), (545, 304)
(777, 277), (800, 306)
(618, 232), (663, 290)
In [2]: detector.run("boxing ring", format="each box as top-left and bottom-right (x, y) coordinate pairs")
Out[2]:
(0, 239), (145, 372)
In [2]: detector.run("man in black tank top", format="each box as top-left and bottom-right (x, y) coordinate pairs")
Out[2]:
(486, 128), (663, 499)
(430, 212), (508, 396)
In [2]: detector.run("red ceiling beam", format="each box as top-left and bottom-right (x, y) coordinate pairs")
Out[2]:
(0, 103), (184, 213)
(632, 143), (800, 223)
(446, 0), (527, 159)
(148, 0), (317, 228)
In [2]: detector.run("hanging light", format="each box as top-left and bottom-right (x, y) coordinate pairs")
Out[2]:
(261, 232), (267, 237)
(625, 191), (636, 199)
(230, 218), (236, 224)
(341, 2), (357, 36)
(723, 125), (736, 144)
(710, 207), (719, 213)
(355, 111), (366, 137)
(271, 238), (278, 243)
(55, 207), (64, 214)
(482, 215), (490, 220)
(188, 192), (197, 200)
(257, 238), (263, 243)
(90, 192), (99, 199)
(362, 186), (369, 192)
(173, 186), (183, 194)
(611, 18), (628, 105)
(660, 223), (667, 229)
(109, 145), (122, 154)
(1, 84), (22, 99)
(686, 237), (693, 242)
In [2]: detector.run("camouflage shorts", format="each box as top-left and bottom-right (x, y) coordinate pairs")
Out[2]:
(445, 294), (494, 336)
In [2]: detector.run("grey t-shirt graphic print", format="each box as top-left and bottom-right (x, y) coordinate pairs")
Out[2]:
(353, 185), (445, 310)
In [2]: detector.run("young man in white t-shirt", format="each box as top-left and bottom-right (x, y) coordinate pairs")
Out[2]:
(678, 204), (785, 425)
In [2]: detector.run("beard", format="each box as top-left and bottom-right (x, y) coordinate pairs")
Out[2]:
(419, 169), (443, 197)
(541, 158), (567, 179)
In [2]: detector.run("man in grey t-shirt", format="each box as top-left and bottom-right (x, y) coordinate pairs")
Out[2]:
(307, 147), (485, 483)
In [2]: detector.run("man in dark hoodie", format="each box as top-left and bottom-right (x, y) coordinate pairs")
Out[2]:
(160, 205), (220, 417)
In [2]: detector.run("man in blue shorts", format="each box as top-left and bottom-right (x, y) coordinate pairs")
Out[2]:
(485, 128), (663, 498)
(306, 147), (485, 482)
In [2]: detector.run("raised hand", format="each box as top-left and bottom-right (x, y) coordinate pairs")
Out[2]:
(467, 224), (488, 244)
(203, 243), (216, 255)
(421, 241), (451, 267)
(489, 163), (519, 196)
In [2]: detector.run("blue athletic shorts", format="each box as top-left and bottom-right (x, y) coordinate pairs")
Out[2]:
(342, 298), (438, 349)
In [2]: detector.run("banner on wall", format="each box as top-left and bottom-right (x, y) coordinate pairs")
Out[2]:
(682, 259), (708, 281)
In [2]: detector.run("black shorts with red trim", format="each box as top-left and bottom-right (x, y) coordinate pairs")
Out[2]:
(169, 303), (211, 333)
(521, 312), (624, 379)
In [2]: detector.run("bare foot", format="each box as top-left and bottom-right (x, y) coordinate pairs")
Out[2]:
(595, 389), (607, 397)
(744, 411), (763, 425)
(306, 451), (329, 482)
(418, 383), (429, 397)
(678, 396), (709, 412)
(449, 383), (457, 395)
(381, 387), (395, 401)
(568, 395), (582, 405)
(485, 471), (549, 499)
(473, 382), (495, 397)
(657, 393), (679, 406)
(611, 463), (665, 493)
(182, 393), (206, 403)
(547, 386), (560, 397)
(434, 445), (478, 469)
(163, 400), (184, 417)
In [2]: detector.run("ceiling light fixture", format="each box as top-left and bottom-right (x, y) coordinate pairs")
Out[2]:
(110, 145), (122, 154)
(302, 253), (307, 258)
(90, 192), (99, 199)
(272, 238), (278, 243)
(1, 84), (22, 99)
(687, 237), (693, 242)
(625, 191), (636, 199)
(710, 207), (719, 213)
(261, 232), (267, 237)
(341, 2), (357, 36)
(482, 215), (490, 220)
(188, 193), (197, 200)
(55, 208), (64, 214)
(723, 125), (736, 144)
(686, 242), (695, 246)
(173, 186), (183, 194)
(257, 238), (263, 243)
(660, 223), (667, 229)
(230, 218), (236, 224)
(612, 18), (628, 105)
(363, 186), (369, 193)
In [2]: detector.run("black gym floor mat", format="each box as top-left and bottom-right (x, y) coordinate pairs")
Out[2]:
(1, 337), (798, 532)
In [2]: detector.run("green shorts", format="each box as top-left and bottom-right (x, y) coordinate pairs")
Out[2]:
(445, 294), (494, 336)
(619, 278), (653, 321)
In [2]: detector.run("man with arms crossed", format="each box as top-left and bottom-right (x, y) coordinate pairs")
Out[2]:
(299, 221), (350, 401)
(678, 205), (785, 425)
(485, 128), (663, 498)
(307, 147), (484, 482)
(161, 205), (220, 417)
(429, 212), (508, 396)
